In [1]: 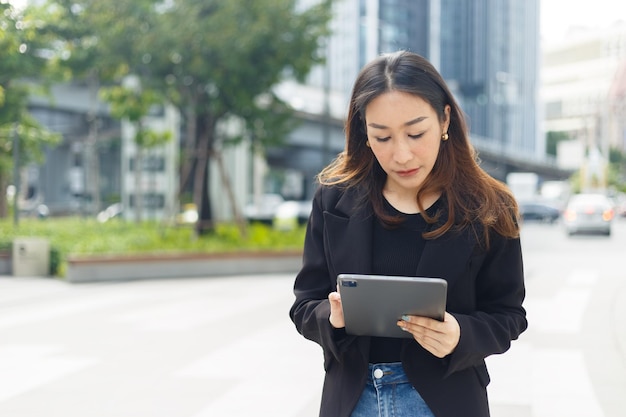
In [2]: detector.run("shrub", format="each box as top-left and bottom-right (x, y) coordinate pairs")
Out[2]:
(0, 218), (306, 277)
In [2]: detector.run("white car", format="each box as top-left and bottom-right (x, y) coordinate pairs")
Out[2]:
(563, 193), (614, 236)
(243, 194), (285, 225)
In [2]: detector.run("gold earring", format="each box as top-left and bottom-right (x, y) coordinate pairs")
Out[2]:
(366, 141), (371, 147)
(441, 132), (449, 141)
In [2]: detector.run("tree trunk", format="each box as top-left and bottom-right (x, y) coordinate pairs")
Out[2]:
(0, 175), (7, 218)
(192, 115), (213, 236)
(179, 94), (198, 199)
(198, 166), (212, 235)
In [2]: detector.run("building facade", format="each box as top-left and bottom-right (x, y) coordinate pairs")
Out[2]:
(542, 24), (626, 153)
(271, 0), (541, 193)
(439, 0), (540, 160)
(26, 0), (542, 220)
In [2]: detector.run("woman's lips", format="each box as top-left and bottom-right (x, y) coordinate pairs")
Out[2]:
(396, 168), (419, 177)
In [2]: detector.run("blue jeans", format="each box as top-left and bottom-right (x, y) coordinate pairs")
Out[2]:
(350, 363), (435, 417)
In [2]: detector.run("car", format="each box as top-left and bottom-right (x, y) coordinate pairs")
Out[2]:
(243, 194), (285, 225)
(176, 203), (198, 224)
(518, 200), (561, 223)
(273, 200), (312, 230)
(563, 193), (614, 236)
(97, 203), (123, 223)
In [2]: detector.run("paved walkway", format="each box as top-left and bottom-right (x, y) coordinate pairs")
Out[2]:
(0, 269), (624, 416)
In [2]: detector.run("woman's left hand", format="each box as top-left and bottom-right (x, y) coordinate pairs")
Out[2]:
(397, 312), (460, 358)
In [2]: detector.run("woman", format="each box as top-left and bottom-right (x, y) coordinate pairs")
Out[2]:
(289, 50), (527, 417)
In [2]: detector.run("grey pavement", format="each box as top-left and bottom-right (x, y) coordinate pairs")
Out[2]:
(1, 223), (625, 416)
(0, 274), (324, 417)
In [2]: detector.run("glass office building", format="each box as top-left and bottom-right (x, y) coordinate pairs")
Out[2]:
(303, 0), (540, 158)
(439, 0), (540, 158)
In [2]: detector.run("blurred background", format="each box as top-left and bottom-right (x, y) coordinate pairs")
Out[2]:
(2, 0), (625, 232)
(1, 2), (626, 417)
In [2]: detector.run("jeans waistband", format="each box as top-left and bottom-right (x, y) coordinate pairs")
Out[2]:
(367, 362), (409, 385)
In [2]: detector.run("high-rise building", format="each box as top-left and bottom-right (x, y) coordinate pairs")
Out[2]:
(439, 0), (540, 159)
(274, 0), (541, 190)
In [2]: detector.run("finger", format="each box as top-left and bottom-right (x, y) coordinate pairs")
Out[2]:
(400, 316), (442, 337)
(411, 330), (451, 356)
(328, 291), (341, 305)
(407, 315), (447, 332)
(329, 292), (345, 329)
(397, 325), (445, 357)
(398, 319), (455, 354)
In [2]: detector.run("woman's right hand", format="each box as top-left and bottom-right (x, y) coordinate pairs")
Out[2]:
(328, 289), (345, 329)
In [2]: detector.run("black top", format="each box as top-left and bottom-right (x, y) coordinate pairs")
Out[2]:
(368, 198), (438, 363)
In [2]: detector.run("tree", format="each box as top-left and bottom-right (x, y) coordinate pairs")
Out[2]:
(31, 0), (162, 213)
(28, 0), (331, 234)
(608, 147), (626, 193)
(142, 0), (332, 235)
(100, 79), (171, 222)
(546, 130), (570, 157)
(0, 2), (61, 218)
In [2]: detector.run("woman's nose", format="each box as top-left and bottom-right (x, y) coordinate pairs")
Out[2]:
(393, 141), (414, 165)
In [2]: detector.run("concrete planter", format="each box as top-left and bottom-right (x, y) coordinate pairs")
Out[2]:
(65, 250), (303, 283)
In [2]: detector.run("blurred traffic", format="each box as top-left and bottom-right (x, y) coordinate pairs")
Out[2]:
(563, 193), (615, 236)
(507, 172), (625, 238)
(243, 193), (311, 230)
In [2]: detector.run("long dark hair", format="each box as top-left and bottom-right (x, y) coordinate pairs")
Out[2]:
(318, 50), (519, 244)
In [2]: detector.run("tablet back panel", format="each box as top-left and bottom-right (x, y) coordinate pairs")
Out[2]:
(337, 274), (447, 339)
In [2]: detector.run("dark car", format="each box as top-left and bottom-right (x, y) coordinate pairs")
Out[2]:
(518, 201), (561, 223)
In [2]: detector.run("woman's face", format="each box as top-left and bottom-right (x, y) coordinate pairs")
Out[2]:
(364, 90), (450, 197)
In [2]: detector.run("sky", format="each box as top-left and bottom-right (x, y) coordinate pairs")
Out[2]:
(540, 0), (626, 43)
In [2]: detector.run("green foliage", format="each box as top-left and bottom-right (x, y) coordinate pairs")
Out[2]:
(569, 170), (582, 194)
(146, 0), (332, 135)
(100, 85), (161, 122)
(100, 84), (171, 147)
(609, 147), (625, 165)
(608, 162), (626, 193)
(545, 131), (570, 156)
(31, 0), (156, 81)
(0, 217), (306, 277)
(10, 0), (332, 232)
(49, 246), (61, 275)
(0, 240), (11, 252)
(140, 0), (332, 232)
(0, 1), (64, 217)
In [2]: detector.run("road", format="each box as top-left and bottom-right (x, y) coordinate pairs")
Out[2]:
(0, 218), (625, 417)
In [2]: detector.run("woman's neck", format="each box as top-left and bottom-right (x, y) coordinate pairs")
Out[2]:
(382, 187), (441, 214)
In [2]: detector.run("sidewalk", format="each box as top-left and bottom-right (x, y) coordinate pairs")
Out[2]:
(486, 258), (626, 417)
(0, 274), (324, 417)
(1, 269), (625, 417)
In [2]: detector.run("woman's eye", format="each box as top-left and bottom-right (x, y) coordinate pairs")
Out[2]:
(375, 136), (391, 142)
(408, 133), (424, 139)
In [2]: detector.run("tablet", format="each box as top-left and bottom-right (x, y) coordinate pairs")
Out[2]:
(337, 273), (447, 339)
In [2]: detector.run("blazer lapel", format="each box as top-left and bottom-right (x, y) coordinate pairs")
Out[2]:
(323, 189), (374, 277)
(416, 230), (475, 289)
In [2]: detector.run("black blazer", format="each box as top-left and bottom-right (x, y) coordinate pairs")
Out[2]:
(289, 184), (527, 417)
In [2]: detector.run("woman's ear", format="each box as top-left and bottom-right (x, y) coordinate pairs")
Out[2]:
(443, 105), (451, 132)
